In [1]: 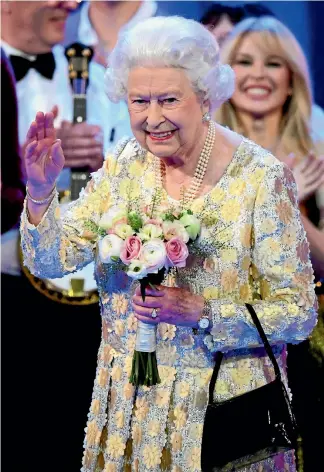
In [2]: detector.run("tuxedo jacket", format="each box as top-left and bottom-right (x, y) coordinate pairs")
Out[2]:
(1, 48), (25, 234)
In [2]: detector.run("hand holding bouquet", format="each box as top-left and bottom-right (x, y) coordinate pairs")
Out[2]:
(86, 204), (201, 386)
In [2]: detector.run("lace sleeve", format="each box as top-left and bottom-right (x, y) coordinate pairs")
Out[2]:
(20, 138), (131, 279)
(204, 164), (318, 353)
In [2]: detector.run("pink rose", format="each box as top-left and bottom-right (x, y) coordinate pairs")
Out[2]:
(166, 237), (189, 268)
(120, 236), (142, 265)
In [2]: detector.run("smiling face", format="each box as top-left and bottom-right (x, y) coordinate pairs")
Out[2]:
(230, 32), (292, 117)
(127, 67), (208, 160)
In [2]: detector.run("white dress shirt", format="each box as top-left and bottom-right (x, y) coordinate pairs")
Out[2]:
(1, 3), (156, 275)
(1, 40), (73, 190)
(1, 40), (73, 145)
(2, 0), (157, 181)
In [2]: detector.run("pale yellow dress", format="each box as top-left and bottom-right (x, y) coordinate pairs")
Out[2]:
(20, 137), (318, 472)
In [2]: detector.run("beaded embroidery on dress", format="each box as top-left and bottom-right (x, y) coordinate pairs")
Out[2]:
(20, 136), (317, 471)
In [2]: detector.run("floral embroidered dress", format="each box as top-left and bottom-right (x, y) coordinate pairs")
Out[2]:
(20, 137), (317, 472)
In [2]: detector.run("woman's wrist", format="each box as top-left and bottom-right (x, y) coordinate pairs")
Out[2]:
(25, 183), (57, 226)
(195, 297), (212, 330)
(26, 182), (56, 204)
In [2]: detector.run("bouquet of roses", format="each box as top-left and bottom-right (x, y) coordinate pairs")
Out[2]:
(85, 202), (201, 387)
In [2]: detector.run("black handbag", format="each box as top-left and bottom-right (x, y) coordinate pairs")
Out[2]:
(201, 303), (298, 471)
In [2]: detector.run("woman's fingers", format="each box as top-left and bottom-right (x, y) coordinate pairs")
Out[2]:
(132, 295), (162, 309)
(132, 302), (160, 324)
(134, 285), (164, 297)
(25, 140), (38, 163)
(305, 173), (324, 195)
(304, 170), (324, 187)
(51, 140), (64, 169)
(303, 155), (324, 178)
(44, 112), (56, 139)
(36, 112), (46, 141)
(134, 313), (159, 325)
(25, 121), (38, 146)
(51, 105), (59, 120)
(303, 160), (324, 187)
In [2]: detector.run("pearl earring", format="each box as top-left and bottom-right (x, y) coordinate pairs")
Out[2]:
(202, 112), (211, 122)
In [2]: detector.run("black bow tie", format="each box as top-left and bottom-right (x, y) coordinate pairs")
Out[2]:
(9, 52), (56, 82)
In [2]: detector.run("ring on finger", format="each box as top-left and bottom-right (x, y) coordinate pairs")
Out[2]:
(151, 308), (158, 319)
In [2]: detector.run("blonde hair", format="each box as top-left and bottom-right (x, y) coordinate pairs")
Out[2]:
(215, 16), (315, 159)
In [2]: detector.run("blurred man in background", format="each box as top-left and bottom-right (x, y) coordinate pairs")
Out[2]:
(1, 2), (102, 470)
(1, 0), (103, 184)
(64, 0), (159, 150)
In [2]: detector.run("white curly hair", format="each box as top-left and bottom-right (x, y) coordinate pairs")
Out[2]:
(105, 16), (235, 111)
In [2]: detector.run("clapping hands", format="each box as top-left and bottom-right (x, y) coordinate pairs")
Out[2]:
(283, 152), (324, 202)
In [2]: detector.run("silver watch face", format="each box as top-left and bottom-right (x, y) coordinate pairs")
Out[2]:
(198, 317), (210, 329)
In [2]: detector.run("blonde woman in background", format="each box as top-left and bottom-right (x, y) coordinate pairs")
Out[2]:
(215, 16), (324, 472)
(216, 16), (324, 266)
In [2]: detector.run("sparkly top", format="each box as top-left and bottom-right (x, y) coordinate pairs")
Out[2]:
(20, 137), (317, 472)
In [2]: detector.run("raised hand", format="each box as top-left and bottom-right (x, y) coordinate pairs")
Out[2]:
(283, 152), (324, 202)
(25, 111), (64, 198)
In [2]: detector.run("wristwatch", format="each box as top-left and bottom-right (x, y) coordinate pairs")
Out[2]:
(198, 315), (211, 330)
(197, 300), (211, 330)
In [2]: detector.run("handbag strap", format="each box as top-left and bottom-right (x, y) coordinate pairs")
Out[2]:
(209, 303), (282, 404)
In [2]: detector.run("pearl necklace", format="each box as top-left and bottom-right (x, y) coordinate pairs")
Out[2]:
(154, 121), (216, 206)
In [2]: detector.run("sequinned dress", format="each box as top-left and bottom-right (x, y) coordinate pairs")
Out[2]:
(20, 138), (318, 472)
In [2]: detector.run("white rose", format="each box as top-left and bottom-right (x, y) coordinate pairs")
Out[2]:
(138, 224), (163, 241)
(140, 239), (167, 274)
(162, 221), (189, 243)
(114, 223), (134, 240)
(99, 206), (127, 230)
(99, 234), (124, 263)
(127, 260), (148, 280)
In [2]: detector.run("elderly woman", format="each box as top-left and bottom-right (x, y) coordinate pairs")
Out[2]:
(20, 16), (317, 472)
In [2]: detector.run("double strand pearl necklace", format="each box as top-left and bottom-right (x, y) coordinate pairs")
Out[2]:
(154, 121), (216, 206)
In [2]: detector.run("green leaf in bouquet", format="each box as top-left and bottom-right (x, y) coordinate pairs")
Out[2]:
(149, 188), (163, 218)
(110, 256), (120, 262)
(163, 212), (176, 222)
(128, 211), (143, 232)
(84, 220), (107, 237)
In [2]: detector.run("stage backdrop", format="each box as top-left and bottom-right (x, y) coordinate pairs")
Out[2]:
(65, 1), (324, 109)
